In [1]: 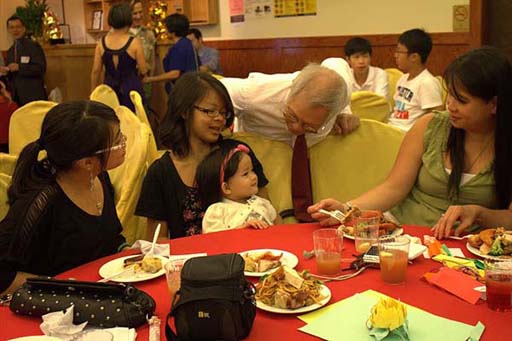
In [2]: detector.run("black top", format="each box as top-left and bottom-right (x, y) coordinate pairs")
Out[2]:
(135, 139), (269, 239)
(0, 172), (125, 292)
(6, 37), (47, 105)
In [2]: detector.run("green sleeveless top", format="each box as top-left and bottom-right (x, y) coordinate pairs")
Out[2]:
(390, 111), (496, 227)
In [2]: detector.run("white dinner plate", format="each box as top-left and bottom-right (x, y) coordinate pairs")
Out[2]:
(98, 255), (167, 283)
(8, 337), (61, 341)
(240, 249), (299, 277)
(256, 284), (331, 314)
(466, 242), (506, 260)
(343, 227), (404, 240)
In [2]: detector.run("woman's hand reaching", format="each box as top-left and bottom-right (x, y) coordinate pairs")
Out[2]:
(308, 198), (345, 226)
(431, 205), (481, 239)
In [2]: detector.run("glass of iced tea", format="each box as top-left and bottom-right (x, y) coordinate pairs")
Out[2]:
(353, 215), (380, 255)
(485, 259), (512, 312)
(313, 228), (344, 276)
(378, 235), (410, 285)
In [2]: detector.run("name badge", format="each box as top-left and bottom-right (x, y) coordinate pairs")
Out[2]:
(20, 56), (30, 64)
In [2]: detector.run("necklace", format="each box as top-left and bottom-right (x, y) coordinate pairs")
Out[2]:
(466, 136), (493, 172)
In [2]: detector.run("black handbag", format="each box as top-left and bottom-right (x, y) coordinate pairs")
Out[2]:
(166, 253), (256, 341)
(9, 277), (156, 328)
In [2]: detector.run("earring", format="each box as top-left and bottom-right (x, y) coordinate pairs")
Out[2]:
(89, 171), (95, 192)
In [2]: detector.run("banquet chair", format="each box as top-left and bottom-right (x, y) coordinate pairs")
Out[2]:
(0, 173), (11, 221)
(109, 106), (151, 243)
(436, 75), (448, 109)
(90, 84), (120, 110)
(309, 119), (404, 203)
(232, 132), (296, 223)
(0, 153), (18, 176)
(350, 91), (390, 122)
(129, 91), (159, 164)
(8, 100), (58, 155)
(385, 68), (404, 109)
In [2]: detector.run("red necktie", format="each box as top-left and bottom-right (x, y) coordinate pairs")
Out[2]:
(292, 134), (314, 222)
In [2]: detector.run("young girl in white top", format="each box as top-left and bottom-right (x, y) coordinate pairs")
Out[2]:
(197, 144), (278, 233)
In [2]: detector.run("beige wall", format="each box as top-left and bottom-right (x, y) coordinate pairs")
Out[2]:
(1, 0), (470, 49)
(200, 0), (470, 40)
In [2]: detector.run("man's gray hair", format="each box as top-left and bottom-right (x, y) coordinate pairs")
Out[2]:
(288, 63), (348, 119)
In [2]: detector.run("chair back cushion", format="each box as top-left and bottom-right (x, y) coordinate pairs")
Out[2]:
(435, 76), (448, 109)
(129, 91), (159, 164)
(108, 106), (148, 243)
(0, 153), (18, 176)
(90, 84), (120, 109)
(350, 91), (390, 122)
(385, 68), (404, 110)
(8, 101), (58, 155)
(310, 119), (404, 203)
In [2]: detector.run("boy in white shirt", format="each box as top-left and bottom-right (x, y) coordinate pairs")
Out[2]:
(345, 37), (389, 99)
(389, 28), (443, 131)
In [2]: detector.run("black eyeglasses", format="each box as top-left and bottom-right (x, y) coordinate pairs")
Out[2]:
(194, 105), (232, 120)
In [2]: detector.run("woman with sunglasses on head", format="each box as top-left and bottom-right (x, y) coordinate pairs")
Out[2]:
(0, 101), (128, 295)
(136, 72), (271, 240)
(309, 47), (512, 238)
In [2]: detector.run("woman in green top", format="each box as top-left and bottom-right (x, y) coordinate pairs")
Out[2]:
(308, 47), (512, 238)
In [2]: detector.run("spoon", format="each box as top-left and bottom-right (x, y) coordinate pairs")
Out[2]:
(145, 223), (161, 259)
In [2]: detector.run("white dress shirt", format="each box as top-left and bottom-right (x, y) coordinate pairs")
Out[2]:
(221, 58), (352, 147)
(350, 66), (389, 99)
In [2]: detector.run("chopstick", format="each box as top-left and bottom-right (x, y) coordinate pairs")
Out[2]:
(98, 265), (135, 283)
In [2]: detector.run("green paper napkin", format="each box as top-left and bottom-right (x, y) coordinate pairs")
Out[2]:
(298, 290), (484, 341)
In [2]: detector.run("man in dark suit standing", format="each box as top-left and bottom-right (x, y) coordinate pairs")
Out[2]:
(2, 15), (47, 106)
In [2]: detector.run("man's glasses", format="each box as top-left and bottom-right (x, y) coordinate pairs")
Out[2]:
(194, 105), (232, 120)
(94, 133), (127, 155)
(282, 105), (326, 135)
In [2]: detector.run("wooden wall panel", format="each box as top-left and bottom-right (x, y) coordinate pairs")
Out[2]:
(207, 32), (472, 78)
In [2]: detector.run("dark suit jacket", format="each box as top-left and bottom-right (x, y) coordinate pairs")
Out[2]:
(6, 37), (47, 105)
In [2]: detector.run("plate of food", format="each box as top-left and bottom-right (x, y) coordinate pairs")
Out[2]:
(98, 254), (167, 283)
(339, 209), (403, 240)
(466, 227), (512, 260)
(240, 249), (298, 277)
(255, 266), (331, 314)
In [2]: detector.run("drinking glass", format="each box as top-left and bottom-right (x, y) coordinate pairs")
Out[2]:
(313, 228), (343, 276)
(353, 214), (380, 255)
(378, 235), (410, 285)
(485, 259), (512, 312)
(164, 258), (186, 298)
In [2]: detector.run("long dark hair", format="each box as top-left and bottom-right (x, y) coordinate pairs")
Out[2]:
(196, 146), (244, 208)
(8, 100), (120, 203)
(160, 72), (234, 158)
(444, 47), (512, 208)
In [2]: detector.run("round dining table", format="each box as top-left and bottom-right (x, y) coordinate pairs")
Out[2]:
(1, 223), (511, 340)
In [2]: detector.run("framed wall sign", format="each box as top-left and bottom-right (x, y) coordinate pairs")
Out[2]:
(92, 10), (103, 30)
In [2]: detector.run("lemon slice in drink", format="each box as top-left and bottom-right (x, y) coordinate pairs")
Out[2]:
(356, 242), (371, 253)
(379, 251), (393, 258)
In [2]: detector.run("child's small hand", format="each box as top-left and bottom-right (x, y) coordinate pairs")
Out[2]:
(246, 219), (269, 230)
